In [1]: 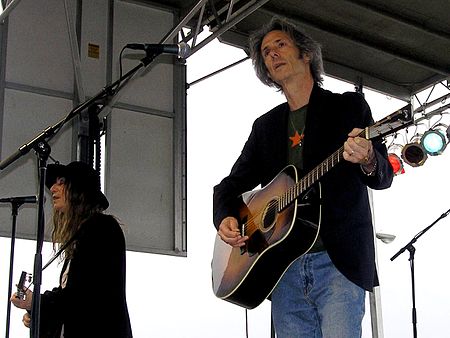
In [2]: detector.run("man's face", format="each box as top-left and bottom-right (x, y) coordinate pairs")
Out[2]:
(261, 30), (311, 85)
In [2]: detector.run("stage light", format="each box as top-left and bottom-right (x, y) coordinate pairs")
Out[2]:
(420, 124), (448, 156)
(401, 134), (428, 167)
(387, 144), (405, 175)
(388, 153), (405, 175)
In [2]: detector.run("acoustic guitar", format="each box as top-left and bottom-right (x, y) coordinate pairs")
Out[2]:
(211, 104), (412, 309)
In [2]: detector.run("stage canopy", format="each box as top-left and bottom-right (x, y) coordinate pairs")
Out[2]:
(156, 0), (450, 101)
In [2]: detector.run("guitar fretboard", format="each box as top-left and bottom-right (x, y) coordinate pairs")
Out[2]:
(278, 146), (344, 211)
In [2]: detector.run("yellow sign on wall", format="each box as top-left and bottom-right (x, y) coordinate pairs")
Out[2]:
(88, 43), (100, 59)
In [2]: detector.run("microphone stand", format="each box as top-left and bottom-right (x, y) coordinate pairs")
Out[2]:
(391, 207), (450, 338)
(0, 50), (160, 338)
(3, 199), (32, 338)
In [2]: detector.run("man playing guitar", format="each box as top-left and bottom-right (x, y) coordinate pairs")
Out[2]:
(212, 16), (394, 338)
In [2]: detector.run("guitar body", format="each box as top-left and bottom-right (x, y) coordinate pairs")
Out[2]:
(212, 165), (321, 309)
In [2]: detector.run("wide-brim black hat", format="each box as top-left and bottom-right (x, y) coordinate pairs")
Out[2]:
(45, 161), (109, 210)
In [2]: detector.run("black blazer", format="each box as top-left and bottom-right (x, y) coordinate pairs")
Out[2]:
(213, 85), (394, 291)
(39, 213), (133, 338)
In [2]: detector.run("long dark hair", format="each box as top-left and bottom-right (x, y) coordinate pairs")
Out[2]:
(52, 180), (103, 259)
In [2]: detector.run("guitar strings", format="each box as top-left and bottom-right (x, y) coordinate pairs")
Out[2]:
(241, 174), (312, 234)
(241, 199), (279, 234)
(241, 147), (344, 236)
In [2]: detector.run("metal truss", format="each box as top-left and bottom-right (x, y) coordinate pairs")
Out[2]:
(413, 80), (450, 123)
(159, 0), (270, 57)
(0, 0), (23, 23)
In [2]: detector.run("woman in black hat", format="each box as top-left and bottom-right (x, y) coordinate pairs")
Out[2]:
(11, 161), (133, 338)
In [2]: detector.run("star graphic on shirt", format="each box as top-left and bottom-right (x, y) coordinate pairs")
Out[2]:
(289, 131), (304, 148)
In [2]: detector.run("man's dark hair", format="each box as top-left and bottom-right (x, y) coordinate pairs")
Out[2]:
(249, 16), (324, 90)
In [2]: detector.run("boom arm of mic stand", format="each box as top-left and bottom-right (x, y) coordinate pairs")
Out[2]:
(391, 207), (450, 261)
(96, 52), (159, 119)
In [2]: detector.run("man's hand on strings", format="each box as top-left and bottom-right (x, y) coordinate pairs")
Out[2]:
(218, 216), (248, 247)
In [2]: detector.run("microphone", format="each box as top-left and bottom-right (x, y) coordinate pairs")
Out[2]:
(125, 42), (190, 58)
(0, 195), (38, 204)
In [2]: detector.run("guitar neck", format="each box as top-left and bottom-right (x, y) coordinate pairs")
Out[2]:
(278, 146), (344, 211)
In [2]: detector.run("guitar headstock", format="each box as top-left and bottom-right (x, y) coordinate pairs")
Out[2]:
(367, 104), (413, 141)
(16, 271), (32, 300)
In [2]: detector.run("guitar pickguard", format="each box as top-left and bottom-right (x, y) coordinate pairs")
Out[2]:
(296, 184), (321, 231)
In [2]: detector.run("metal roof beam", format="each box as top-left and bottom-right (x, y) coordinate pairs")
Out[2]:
(322, 59), (413, 100)
(260, 6), (450, 77)
(342, 0), (450, 42)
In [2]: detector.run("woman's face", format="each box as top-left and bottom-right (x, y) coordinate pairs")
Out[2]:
(50, 177), (68, 212)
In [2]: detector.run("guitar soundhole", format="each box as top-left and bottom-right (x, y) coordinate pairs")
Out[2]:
(261, 198), (278, 232)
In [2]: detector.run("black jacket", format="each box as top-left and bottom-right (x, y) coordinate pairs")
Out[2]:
(213, 85), (394, 291)
(39, 213), (133, 338)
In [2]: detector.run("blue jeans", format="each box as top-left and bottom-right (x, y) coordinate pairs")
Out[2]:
(271, 251), (365, 338)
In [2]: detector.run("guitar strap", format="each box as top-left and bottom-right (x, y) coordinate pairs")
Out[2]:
(42, 229), (81, 271)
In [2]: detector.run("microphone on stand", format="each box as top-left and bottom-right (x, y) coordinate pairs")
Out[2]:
(0, 196), (38, 204)
(125, 42), (190, 58)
